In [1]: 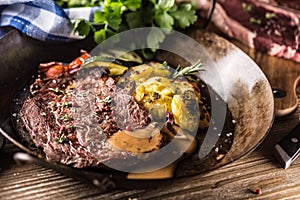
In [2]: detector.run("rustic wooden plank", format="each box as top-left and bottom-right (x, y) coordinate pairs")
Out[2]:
(0, 92), (300, 199)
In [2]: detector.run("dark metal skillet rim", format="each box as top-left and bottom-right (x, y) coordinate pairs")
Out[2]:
(0, 134), (5, 150)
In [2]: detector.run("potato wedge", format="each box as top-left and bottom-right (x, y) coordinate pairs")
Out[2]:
(171, 91), (200, 132)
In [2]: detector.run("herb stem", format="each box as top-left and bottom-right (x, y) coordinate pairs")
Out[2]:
(172, 59), (203, 79)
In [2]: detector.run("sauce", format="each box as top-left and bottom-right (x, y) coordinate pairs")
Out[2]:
(127, 134), (197, 180)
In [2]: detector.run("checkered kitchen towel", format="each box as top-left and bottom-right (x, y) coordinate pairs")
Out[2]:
(0, 0), (102, 42)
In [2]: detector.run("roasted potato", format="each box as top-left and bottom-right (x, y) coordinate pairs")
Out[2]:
(171, 90), (200, 132)
(134, 76), (175, 112)
(117, 61), (210, 132)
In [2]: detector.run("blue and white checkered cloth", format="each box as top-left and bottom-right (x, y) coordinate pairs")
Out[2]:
(0, 0), (102, 42)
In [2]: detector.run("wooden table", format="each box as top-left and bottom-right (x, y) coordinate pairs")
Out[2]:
(1, 31), (300, 200)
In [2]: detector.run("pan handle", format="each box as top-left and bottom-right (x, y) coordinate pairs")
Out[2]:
(13, 152), (118, 192)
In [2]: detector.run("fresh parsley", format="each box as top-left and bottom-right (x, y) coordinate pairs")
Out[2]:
(265, 12), (276, 19)
(242, 3), (252, 13)
(63, 102), (73, 108)
(250, 17), (262, 25)
(69, 0), (198, 57)
(59, 114), (73, 121)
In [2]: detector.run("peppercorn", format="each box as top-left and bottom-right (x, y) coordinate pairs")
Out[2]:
(111, 110), (115, 116)
(104, 106), (110, 111)
(126, 125), (132, 131)
(72, 101), (78, 107)
(256, 188), (262, 195)
(60, 126), (65, 132)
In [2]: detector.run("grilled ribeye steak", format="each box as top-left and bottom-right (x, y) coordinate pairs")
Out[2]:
(20, 67), (151, 168)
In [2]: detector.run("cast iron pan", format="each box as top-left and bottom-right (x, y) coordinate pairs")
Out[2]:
(0, 29), (274, 191)
(0, 134), (4, 150)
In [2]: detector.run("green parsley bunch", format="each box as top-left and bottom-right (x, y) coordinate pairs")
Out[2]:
(56, 0), (198, 58)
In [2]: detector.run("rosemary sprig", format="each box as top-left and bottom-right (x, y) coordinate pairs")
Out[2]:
(172, 60), (204, 79)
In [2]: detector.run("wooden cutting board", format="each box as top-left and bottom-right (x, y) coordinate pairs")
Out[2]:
(233, 42), (300, 117)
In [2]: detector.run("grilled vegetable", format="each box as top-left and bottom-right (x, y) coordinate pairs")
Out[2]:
(118, 62), (171, 86)
(172, 90), (199, 132)
(81, 56), (137, 77)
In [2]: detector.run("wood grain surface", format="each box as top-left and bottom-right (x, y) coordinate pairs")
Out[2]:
(1, 27), (300, 199)
(1, 106), (300, 200)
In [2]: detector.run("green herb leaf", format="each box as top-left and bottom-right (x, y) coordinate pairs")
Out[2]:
(94, 29), (107, 43)
(59, 114), (72, 121)
(123, 0), (142, 11)
(265, 12), (276, 19)
(105, 2), (126, 16)
(154, 11), (174, 29)
(106, 14), (122, 30)
(125, 11), (143, 29)
(67, 125), (77, 131)
(63, 102), (73, 108)
(157, 0), (175, 10)
(54, 136), (68, 144)
(170, 3), (197, 29)
(242, 3), (252, 13)
(94, 10), (107, 24)
(53, 102), (60, 108)
(250, 17), (261, 25)
(69, 0), (198, 59)
(146, 28), (165, 51)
